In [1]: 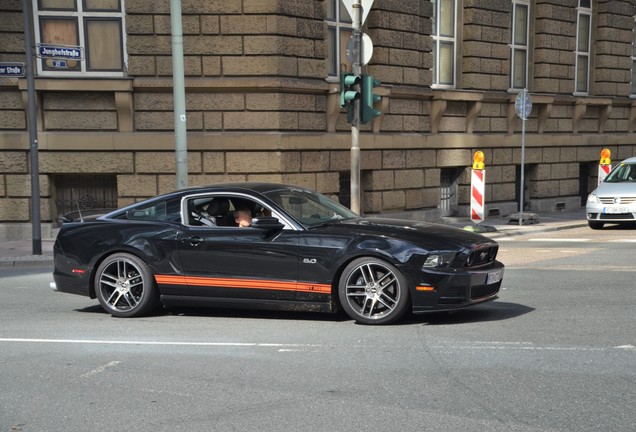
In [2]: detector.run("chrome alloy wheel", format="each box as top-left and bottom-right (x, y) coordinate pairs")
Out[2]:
(339, 258), (409, 325)
(95, 253), (158, 317)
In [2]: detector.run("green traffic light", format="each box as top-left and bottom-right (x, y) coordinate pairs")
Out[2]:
(339, 73), (360, 109)
(361, 74), (381, 124)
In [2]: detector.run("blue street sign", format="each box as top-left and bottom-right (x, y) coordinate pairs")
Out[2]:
(0, 63), (25, 77)
(36, 44), (83, 60)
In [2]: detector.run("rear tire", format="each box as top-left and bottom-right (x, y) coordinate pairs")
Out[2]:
(338, 257), (410, 325)
(588, 221), (604, 230)
(95, 253), (159, 317)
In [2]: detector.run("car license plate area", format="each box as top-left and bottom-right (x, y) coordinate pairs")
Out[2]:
(603, 207), (629, 214)
(486, 268), (503, 285)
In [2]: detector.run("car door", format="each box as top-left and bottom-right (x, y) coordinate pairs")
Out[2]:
(175, 222), (301, 302)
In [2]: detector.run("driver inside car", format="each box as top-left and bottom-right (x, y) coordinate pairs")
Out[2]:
(234, 208), (252, 227)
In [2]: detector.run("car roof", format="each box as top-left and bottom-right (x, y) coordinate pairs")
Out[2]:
(619, 156), (636, 164)
(150, 182), (302, 200)
(101, 183), (305, 220)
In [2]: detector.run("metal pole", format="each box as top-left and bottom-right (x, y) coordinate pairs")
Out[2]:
(519, 92), (526, 226)
(350, 0), (362, 214)
(23, 0), (42, 255)
(170, 0), (188, 190)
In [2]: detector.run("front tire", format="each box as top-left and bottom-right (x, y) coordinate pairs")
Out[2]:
(94, 253), (159, 317)
(588, 221), (604, 230)
(338, 257), (410, 325)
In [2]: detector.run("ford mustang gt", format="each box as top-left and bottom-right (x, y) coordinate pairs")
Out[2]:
(52, 183), (504, 325)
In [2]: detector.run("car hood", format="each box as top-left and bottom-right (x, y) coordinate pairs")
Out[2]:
(314, 217), (495, 250)
(593, 182), (636, 197)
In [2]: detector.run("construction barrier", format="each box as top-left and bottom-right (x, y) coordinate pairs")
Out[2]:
(470, 151), (485, 224)
(598, 148), (611, 185)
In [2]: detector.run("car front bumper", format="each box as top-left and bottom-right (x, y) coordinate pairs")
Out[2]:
(586, 202), (636, 223)
(410, 260), (505, 314)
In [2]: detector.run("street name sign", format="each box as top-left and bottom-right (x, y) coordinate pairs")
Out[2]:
(36, 44), (83, 60)
(0, 62), (25, 77)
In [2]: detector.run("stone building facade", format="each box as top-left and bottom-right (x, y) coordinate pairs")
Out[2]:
(1, 0), (635, 240)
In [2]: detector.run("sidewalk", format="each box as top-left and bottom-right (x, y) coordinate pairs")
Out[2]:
(441, 209), (588, 238)
(0, 209), (588, 268)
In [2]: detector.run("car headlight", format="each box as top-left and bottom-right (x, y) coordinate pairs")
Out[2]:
(587, 191), (598, 204)
(423, 252), (457, 268)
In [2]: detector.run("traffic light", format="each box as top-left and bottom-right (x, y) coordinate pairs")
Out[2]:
(340, 73), (360, 124)
(339, 72), (360, 107)
(360, 74), (381, 124)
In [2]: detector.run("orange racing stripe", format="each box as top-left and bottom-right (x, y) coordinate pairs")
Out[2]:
(154, 275), (331, 294)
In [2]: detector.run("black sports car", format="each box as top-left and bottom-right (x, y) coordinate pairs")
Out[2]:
(52, 183), (504, 325)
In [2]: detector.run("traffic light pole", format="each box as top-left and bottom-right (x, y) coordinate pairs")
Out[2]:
(350, 0), (362, 214)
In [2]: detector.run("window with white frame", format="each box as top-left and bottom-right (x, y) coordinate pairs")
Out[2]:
(510, 0), (529, 90)
(631, 15), (636, 95)
(432, 0), (457, 87)
(33, 0), (127, 77)
(326, 0), (353, 78)
(575, 0), (592, 94)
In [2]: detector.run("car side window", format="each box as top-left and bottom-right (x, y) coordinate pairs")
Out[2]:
(185, 195), (290, 229)
(125, 201), (168, 221)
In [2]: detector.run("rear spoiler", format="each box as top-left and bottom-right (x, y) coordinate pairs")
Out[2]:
(59, 208), (114, 223)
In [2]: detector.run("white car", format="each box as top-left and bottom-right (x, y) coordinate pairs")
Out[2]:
(586, 156), (636, 229)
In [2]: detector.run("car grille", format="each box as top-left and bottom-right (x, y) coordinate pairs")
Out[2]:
(471, 283), (499, 300)
(600, 213), (635, 220)
(466, 245), (498, 268)
(598, 196), (636, 204)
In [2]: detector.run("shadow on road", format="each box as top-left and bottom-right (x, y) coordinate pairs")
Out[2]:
(402, 301), (534, 326)
(76, 300), (533, 326)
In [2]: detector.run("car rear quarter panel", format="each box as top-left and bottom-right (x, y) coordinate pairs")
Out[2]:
(53, 220), (182, 297)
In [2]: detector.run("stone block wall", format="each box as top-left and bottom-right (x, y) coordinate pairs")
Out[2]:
(593, 0), (633, 96)
(534, 1), (577, 94)
(462, 0), (511, 91)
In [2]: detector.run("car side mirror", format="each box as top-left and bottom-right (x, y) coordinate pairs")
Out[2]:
(251, 217), (284, 231)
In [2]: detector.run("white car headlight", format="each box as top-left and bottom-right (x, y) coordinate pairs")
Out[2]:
(587, 191), (598, 204)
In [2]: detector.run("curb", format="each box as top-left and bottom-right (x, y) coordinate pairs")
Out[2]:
(481, 222), (588, 239)
(0, 256), (54, 268)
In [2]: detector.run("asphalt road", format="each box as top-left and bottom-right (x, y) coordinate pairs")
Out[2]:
(1, 227), (634, 432)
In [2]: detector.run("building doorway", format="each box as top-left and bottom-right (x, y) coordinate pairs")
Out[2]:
(440, 168), (461, 216)
(579, 162), (596, 206)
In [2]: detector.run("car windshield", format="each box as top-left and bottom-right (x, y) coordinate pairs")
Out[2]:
(604, 163), (636, 183)
(263, 187), (358, 228)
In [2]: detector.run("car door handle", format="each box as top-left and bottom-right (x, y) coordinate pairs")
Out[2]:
(184, 236), (203, 246)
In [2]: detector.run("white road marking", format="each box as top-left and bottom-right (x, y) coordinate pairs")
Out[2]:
(0, 338), (632, 353)
(528, 238), (591, 242)
(80, 360), (121, 378)
(499, 237), (636, 243)
(0, 338), (319, 348)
